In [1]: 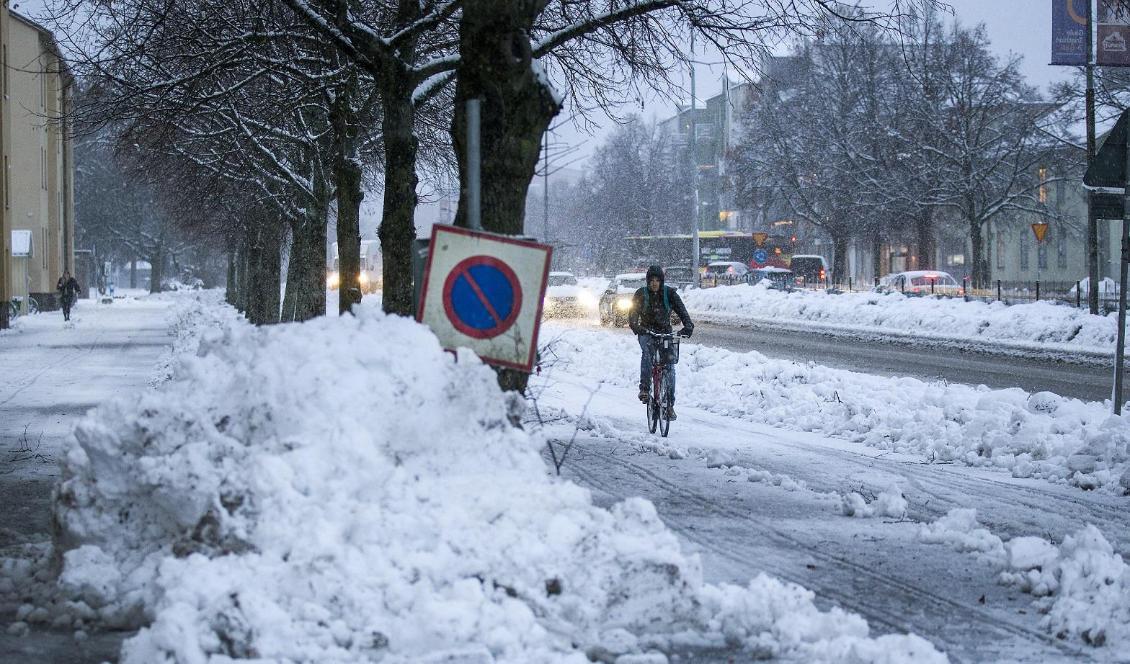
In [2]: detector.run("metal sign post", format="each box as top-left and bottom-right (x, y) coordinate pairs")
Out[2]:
(1116, 137), (1130, 414)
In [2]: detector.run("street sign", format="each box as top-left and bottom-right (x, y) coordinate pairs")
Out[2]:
(752, 232), (769, 246)
(417, 224), (551, 371)
(1031, 223), (1050, 243)
(1084, 108), (1130, 190)
(753, 248), (769, 265)
(1099, 0), (1130, 67)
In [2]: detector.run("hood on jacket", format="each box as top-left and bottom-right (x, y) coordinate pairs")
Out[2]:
(645, 265), (664, 285)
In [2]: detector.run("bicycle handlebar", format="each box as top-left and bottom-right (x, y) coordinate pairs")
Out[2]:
(645, 329), (689, 338)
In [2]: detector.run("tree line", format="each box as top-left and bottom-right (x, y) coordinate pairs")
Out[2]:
(51, 0), (942, 323)
(562, 9), (1080, 288)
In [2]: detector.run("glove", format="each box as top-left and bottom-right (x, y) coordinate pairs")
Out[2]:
(630, 324), (641, 336)
(679, 326), (693, 338)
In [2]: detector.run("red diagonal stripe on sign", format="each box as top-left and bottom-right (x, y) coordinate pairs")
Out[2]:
(459, 266), (503, 326)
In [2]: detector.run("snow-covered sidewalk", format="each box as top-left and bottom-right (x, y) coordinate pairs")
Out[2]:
(681, 282), (1124, 357)
(7, 294), (948, 663)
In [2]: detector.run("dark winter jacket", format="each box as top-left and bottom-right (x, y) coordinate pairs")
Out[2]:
(628, 267), (693, 335)
(57, 277), (79, 303)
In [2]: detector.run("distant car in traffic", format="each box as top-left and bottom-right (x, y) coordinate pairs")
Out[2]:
(599, 272), (647, 327)
(749, 266), (794, 291)
(704, 261), (749, 285)
(789, 255), (828, 285)
(876, 270), (963, 296)
(663, 266), (696, 290)
(543, 271), (596, 318)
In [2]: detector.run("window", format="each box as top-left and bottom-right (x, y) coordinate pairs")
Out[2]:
(1038, 241), (1048, 270)
(1019, 232), (1029, 270)
(1057, 225), (1068, 269)
(996, 231), (1006, 268)
(41, 148), (47, 190)
(4, 156), (8, 209)
(3, 46), (8, 97)
(1038, 167), (1048, 204)
(42, 228), (47, 269)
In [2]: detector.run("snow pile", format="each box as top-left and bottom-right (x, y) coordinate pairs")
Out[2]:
(840, 486), (907, 519)
(541, 326), (1130, 493)
(150, 290), (244, 384)
(918, 509), (1130, 650)
(50, 303), (945, 662)
(681, 282), (1120, 353)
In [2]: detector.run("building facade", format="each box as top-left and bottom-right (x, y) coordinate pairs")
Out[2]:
(0, 7), (74, 326)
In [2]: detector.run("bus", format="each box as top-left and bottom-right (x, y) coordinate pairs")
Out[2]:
(328, 240), (382, 293)
(624, 232), (794, 272)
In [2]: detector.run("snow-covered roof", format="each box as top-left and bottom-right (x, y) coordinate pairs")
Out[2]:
(615, 272), (647, 280)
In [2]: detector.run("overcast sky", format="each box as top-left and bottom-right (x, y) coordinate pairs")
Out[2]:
(550, 0), (1077, 168)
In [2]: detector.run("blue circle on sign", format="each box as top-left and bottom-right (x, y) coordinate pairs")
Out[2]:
(442, 256), (524, 339)
(753, 248), (769, 264)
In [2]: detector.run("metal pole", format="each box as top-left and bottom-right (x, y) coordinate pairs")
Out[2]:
(1114, 137), (1130, 414)
(542, 130), (550, 242)
(466, 99), (482, 231)
(690, 30), (701, 288)
(1087, 1), (1100, 314)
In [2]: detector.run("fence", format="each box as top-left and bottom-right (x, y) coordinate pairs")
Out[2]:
(697, 273), (1123, 311)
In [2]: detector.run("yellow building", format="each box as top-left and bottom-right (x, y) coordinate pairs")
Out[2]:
(1, 9), (74, 323)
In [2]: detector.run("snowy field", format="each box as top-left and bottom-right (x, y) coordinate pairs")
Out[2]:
(0, 293), (948, 663)
(681, 282), (1125, 357)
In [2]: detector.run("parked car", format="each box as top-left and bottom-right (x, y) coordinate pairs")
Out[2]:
(543, 271), (596, 318)
(599, 272), (647, 327)
(790, 255), (828, 284)
(749, 266), (794, 291)
(704, 261), (750, 285)
(876, 270), (963, 296)
(663, 266), (696, 290)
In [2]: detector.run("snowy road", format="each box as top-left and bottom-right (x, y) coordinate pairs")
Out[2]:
(0, 295), (172, 663)
(549, 316), (1116, 402)
(534, 328), (1130, 662)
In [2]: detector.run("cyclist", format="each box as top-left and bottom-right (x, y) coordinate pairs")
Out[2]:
(628, 265), (693, 420)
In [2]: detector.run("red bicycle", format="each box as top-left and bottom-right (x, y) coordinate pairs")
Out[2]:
(645, 330), (684, 437)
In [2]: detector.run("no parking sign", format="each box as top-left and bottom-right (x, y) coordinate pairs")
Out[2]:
(417, 225), (552, 371)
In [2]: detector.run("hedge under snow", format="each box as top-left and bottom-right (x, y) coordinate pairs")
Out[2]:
(681, 282), (1121, 353)
(49, 295), (944, 663)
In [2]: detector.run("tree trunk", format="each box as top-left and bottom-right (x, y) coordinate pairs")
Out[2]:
(377, 79), (419, 317)
(831, 234), (849, 286)
(451, 0), (563, 236)
(225, 249), (237, 307)
(915, 208), (934, 270)
(149, 249), (163, 294)
(281, 178), (329, 322)
(970, 218), (987, 289)
(332, 84), (365, 316)
(129, 259), (137, 289)
(246, 222), (283, 325)
(871, 232), (883, 283)
(450, 0), (563, 394)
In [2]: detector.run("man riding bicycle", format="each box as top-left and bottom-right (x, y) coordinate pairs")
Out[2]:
(628, 265), (694, 420)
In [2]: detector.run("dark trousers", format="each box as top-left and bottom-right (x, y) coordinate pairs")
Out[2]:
(638, 334), (676, 404)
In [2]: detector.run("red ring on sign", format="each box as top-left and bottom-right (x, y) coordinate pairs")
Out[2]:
(442, 255), (524, 339)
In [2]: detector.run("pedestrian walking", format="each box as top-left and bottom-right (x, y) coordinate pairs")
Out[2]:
(57, 270), (80, 322)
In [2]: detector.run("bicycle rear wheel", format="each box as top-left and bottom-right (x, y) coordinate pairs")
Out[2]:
(27, 297), (39, 315)
(646, 396), (658, 434)
(658, 372), (672, 437)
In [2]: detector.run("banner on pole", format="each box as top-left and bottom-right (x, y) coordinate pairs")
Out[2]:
(1052, 0), (1089, 65)
(1098, 0), (1130, 67)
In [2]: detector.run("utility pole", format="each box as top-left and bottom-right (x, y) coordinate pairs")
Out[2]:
(1087, 1), (1100, 313)
(690, 30), (701, 288)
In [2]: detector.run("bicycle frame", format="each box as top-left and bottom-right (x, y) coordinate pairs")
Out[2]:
(645, 331), (680, 437)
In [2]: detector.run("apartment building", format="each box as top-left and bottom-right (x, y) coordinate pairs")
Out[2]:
(0, 6), (74, 327)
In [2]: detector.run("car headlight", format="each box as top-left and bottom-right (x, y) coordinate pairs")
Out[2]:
(359, 272), (369, 285)
(577, 290), (596, 307)
(327, 272), (340, 288)
(615, 297), (633, 312)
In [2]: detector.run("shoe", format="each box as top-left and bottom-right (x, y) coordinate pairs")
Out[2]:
(665, 406), (677, 421)
(638, 387), (649, 403)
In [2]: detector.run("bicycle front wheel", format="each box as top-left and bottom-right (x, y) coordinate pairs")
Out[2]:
(646, 395), (658, 434)
(658, 372), (672, 437)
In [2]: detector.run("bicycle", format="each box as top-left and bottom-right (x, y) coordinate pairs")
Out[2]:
(8, 296), (38, 321)
(644, 330), (686, 437)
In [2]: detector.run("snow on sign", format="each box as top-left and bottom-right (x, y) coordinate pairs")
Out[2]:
(417, 224), (552, 371)
(10, 230), (31, 257)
